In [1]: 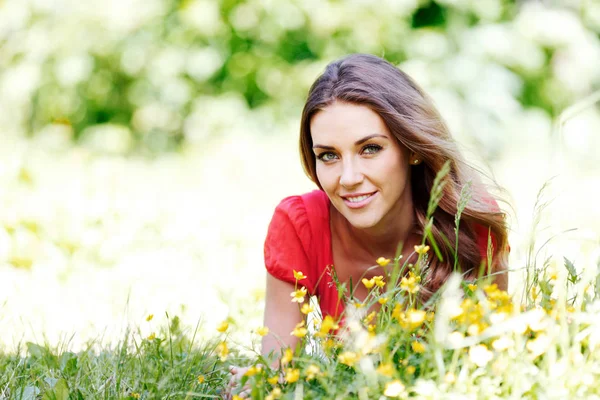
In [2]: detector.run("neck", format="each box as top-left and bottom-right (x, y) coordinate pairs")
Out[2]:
(331, 197), (418, 260)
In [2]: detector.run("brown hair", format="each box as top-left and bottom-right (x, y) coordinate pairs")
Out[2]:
(299, 54), (509, 297)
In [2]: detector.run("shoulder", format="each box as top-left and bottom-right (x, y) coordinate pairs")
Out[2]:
(272, 190), (329, 225)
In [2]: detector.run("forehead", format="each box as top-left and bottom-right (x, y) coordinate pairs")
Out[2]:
(310, 102), (392, 143)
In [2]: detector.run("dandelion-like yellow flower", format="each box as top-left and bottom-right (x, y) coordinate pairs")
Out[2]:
(316, 315), (339, 338)
(145, 314), (154, 322)
(291, 321), (308, 338)
(411, 340), (426, 353)
(216, 320), (229, 333)
(376, 257), (391, 267)
(378, 297), (388, 305)
(364, 311), (377, 324)
(400, 271), (421, 294)
(469, 344), (493, 367)
(384, 380), (406, 397)
(406, 365), (416, 375)
(267, 375), (279, 385)
(197, 375), (205, 384)
(338, 351), (359, 367)
(232, 396), (243, 400)
(414, 244), (430, 255)
(301, 303), (314, 314)
(284, 368), (300, 383)
(376, 362), (395, 377)
(305, 364), (321, 380)
(281, 348), (293, 365)
(256, 326), (269, 337)
(147, 333), (156, 341)
(216, 341), (228, 361)
(244, 365), (263, 377)
(290, 287), (308, 303)
(467, 283), (477, 292)
(266, 387), (282, 400)
(402, 309), (427, 331)
(362, 278), (375, 289)
(130, 393), (141, 399)
(293, 270), (307, 281)
(373, 275), (385, 288)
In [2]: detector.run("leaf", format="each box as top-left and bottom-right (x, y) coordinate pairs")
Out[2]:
(41, 378), (69, 400)
(26, 342), (47, 359)
(564, 257), (579, 283)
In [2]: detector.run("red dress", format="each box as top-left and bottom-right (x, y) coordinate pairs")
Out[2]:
(264, 190), (497, 320)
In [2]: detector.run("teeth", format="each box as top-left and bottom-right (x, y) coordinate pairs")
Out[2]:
(346, 194), (372, 203)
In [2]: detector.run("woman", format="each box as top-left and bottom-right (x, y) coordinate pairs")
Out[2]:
(228, 53), (509, 397)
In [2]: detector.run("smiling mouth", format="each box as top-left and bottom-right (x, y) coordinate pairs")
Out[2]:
(341, 192), (377, 203)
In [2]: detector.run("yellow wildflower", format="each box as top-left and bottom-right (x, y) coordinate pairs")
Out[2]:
(293, 270), (307, 281)
(232, 396), (243, 400)
(377, 362), (395, 377)
(145, 314), (154, 322)
(404, 309), (427, 331)
(338, 351), (359, 367)
(406, 365), (416, 375)
(147, 333), (156, 341)
(414, 244), (430, 255)
(362, 278), (375, 289)
(411, 341), (426, 353)
(378, 297), (389, 305)
(364, 311), (377, 324)
(315, 315), (339, 337)
(266, 387), (282, 400)
(368, 324), (376, 333)
(400, 271), (421, 294)
(284, 368), (300, 383)
(469, 344), (493, 367)
(384, 380), (406, 397)
(256, 326), (269, 337)
(290, 287), (308, 303)
(305, 364), (321, 380)
(373, 275), (385, 288)
(301, 303), (314, 314)
(197, 375), (205, 384)
(291, 321), (308, 338)
(216, 341), (228, 361)
(467, 283), (477, 292)
(281, 348), (293, 365)
(353, 301), (365, 309)
(244, 365), (262, 377)
(376, 257), (391, 267)
(130, 393), (140, 399)
(216, 320), (229, 333)
(267, 375), (279, 385)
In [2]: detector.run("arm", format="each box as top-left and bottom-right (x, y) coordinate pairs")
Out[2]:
(262, 273), (304, 362)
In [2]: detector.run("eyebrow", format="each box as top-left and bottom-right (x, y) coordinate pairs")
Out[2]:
(312, 134), (388, 150)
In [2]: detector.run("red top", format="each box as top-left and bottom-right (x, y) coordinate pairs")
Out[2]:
(264, 190), (497, 320)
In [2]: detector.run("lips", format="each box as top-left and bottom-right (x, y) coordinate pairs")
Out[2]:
(341, 191), (377, 209)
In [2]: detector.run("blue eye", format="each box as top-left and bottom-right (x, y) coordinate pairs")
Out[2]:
(362, 144), (382, 155)
(317, 152), (338, 162)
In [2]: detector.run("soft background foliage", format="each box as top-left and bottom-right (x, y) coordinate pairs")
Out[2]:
(1, 0), (600, 370)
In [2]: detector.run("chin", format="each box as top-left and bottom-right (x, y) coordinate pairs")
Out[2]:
(345, 214), (381, 230)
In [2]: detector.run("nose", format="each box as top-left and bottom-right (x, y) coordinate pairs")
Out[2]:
(339, 159), (363, 188)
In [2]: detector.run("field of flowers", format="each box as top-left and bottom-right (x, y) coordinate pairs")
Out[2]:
(2, 0), (600, 398)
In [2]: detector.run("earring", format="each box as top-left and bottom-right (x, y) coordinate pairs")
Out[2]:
(411, 158), (421, 165)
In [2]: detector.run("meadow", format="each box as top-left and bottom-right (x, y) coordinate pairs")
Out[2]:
(2, 0), (600, 398)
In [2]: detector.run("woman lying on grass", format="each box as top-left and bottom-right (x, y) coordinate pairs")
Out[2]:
(226, 53), (509, 398)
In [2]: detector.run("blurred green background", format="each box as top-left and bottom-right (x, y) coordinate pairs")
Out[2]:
(1, 0), (600, 350)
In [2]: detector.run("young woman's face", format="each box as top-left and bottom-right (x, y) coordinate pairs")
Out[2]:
(310, 101), (413, 230)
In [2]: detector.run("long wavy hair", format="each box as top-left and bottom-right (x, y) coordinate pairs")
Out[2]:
(299, 54), (509, 297)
